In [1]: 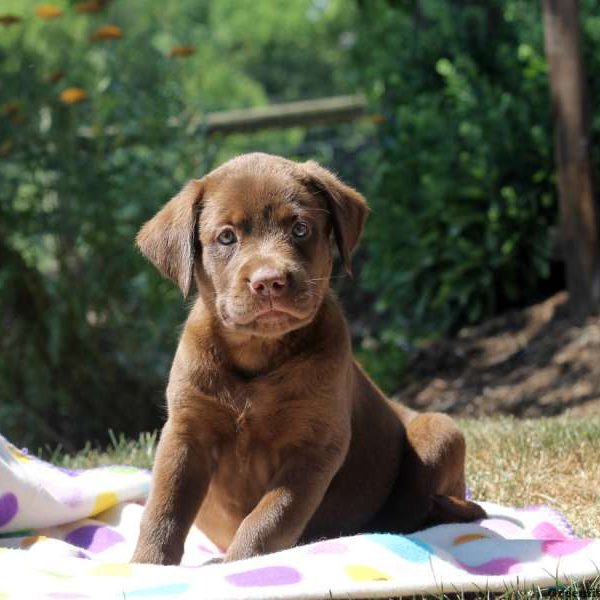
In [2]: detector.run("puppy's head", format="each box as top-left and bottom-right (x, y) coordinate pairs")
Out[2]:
(137, 153), (367, 338)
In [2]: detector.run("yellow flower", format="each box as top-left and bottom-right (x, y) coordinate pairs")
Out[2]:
(169, 46), (196, 58)
(0, 15), (22, 26)
(74, 1), (104, 14)
(60, 87), (88, 104)
(35, 4), (63, 19)
(89, 24), (123, 42)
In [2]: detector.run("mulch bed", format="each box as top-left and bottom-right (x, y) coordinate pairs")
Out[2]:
(395, 292), (600, 417)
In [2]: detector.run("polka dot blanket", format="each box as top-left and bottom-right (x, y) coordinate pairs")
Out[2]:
(1, 434), (598, 599)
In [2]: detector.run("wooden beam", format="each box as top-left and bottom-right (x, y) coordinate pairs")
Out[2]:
(78, 95), (370, 140)
(203, 94), (369, 135)
(542, 0), (600, 319)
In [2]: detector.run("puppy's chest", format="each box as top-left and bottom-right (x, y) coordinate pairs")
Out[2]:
(211, 399), (286, 501)
(226, 393), (288, 448)
(215, 383), (309, 460)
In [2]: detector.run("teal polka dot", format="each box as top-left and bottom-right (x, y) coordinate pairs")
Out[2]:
(367, 534), (431, 563)
(126, 583), (189, 596)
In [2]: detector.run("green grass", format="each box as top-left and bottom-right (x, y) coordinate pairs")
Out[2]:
(462, 415), (600, 539)
(50, 416), (600, 599)
(56, 430), (158, 471)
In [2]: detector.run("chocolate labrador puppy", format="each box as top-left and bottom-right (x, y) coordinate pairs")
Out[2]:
(132, 153), (484, 565)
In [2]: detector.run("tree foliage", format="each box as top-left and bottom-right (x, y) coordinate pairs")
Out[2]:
(350, 0), (600, 391)
(3, 0), (599, 446)
(356, 1), (559, 340)
(0, 0), (358, 448)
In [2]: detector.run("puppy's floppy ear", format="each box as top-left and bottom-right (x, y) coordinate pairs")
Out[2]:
(303, 160), (368, 276)
(136, 179), (204, 297)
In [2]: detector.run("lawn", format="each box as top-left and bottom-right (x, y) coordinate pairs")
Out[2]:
(54, 415), (600, 599)
(462, 415), (600, 539)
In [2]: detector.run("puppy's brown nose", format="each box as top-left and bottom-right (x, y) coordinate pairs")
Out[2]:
(249, 268), (287, 297)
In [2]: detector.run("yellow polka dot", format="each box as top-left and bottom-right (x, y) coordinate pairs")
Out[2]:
(38, 568), (71, 579)
(9, 446), (31, 462)
(89, 563), (133, 577)
(91, 491), (119, 515)
(345, 564), (392, 581)
(20, 535), (48, 549)
(453, 533), (489, 546)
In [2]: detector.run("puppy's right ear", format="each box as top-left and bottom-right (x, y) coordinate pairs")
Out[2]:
(302, 161), (368, 277)
(136, 179), (204, 298)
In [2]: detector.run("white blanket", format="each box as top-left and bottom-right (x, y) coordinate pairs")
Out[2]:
(1, 434), (598, 599)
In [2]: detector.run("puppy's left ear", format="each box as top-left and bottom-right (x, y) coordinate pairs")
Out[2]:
(136, 179), (204, 298)
(303, 161), (368, 276)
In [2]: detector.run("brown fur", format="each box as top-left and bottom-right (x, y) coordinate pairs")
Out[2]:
(131, 153), (485, 565)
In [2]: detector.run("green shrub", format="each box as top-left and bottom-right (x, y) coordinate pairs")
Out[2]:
(356, 0), (563, 346)
(0, 0), (359, 449)
(350, 0), (600, 388)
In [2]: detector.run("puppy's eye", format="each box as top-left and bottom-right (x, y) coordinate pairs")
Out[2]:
(217, 228), (237, 246)
(292, 221), (310, 239)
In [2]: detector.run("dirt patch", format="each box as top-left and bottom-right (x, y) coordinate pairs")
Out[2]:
(395, 292), (600, 417)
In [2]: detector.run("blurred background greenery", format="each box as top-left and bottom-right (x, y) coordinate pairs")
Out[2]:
(2, 0), (599, 449)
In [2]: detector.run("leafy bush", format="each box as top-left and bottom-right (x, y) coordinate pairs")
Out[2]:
(5, 0), (599, 445)
(345, 1), (599, 396)
(0, 0), (359, 449)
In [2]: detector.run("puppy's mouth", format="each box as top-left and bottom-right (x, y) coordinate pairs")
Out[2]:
(218, 297), (316, 333)
(253, 308), (294, 321)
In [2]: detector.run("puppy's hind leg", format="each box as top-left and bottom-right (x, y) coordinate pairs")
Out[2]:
(371, 412), (486, 533)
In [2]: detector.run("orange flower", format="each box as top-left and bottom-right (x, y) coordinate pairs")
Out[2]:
(60, 87), (88, 104)
(169, 46), (195, 58)
(3, 102), (26, 125)
(3, 101), (21, 117)
(89, 24), (123, 42)
(35, 4), (64, 19)
(0, 14), (22, 26)
(0, 141), (13, 157)
(74, 1), (104, 14)
(48, 70), (65, 84)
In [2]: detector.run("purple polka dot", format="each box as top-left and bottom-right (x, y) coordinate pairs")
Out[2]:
(307, 539), (349, 554)
(532, 521), (567, 541)
(458, 557), (521, 576)
(65, 525), (124, 552)
(58, 489), (84, 507)
(226, 566), (302, 587)
(0, 493), (18, 528)
(57, 466), (83, 477)
(542, 539), (591, 557)
(197, 543), (220, 555)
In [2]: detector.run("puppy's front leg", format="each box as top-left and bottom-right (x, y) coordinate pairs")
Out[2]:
(225, 447), (343, 562)
(132, 418), (211, 565)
